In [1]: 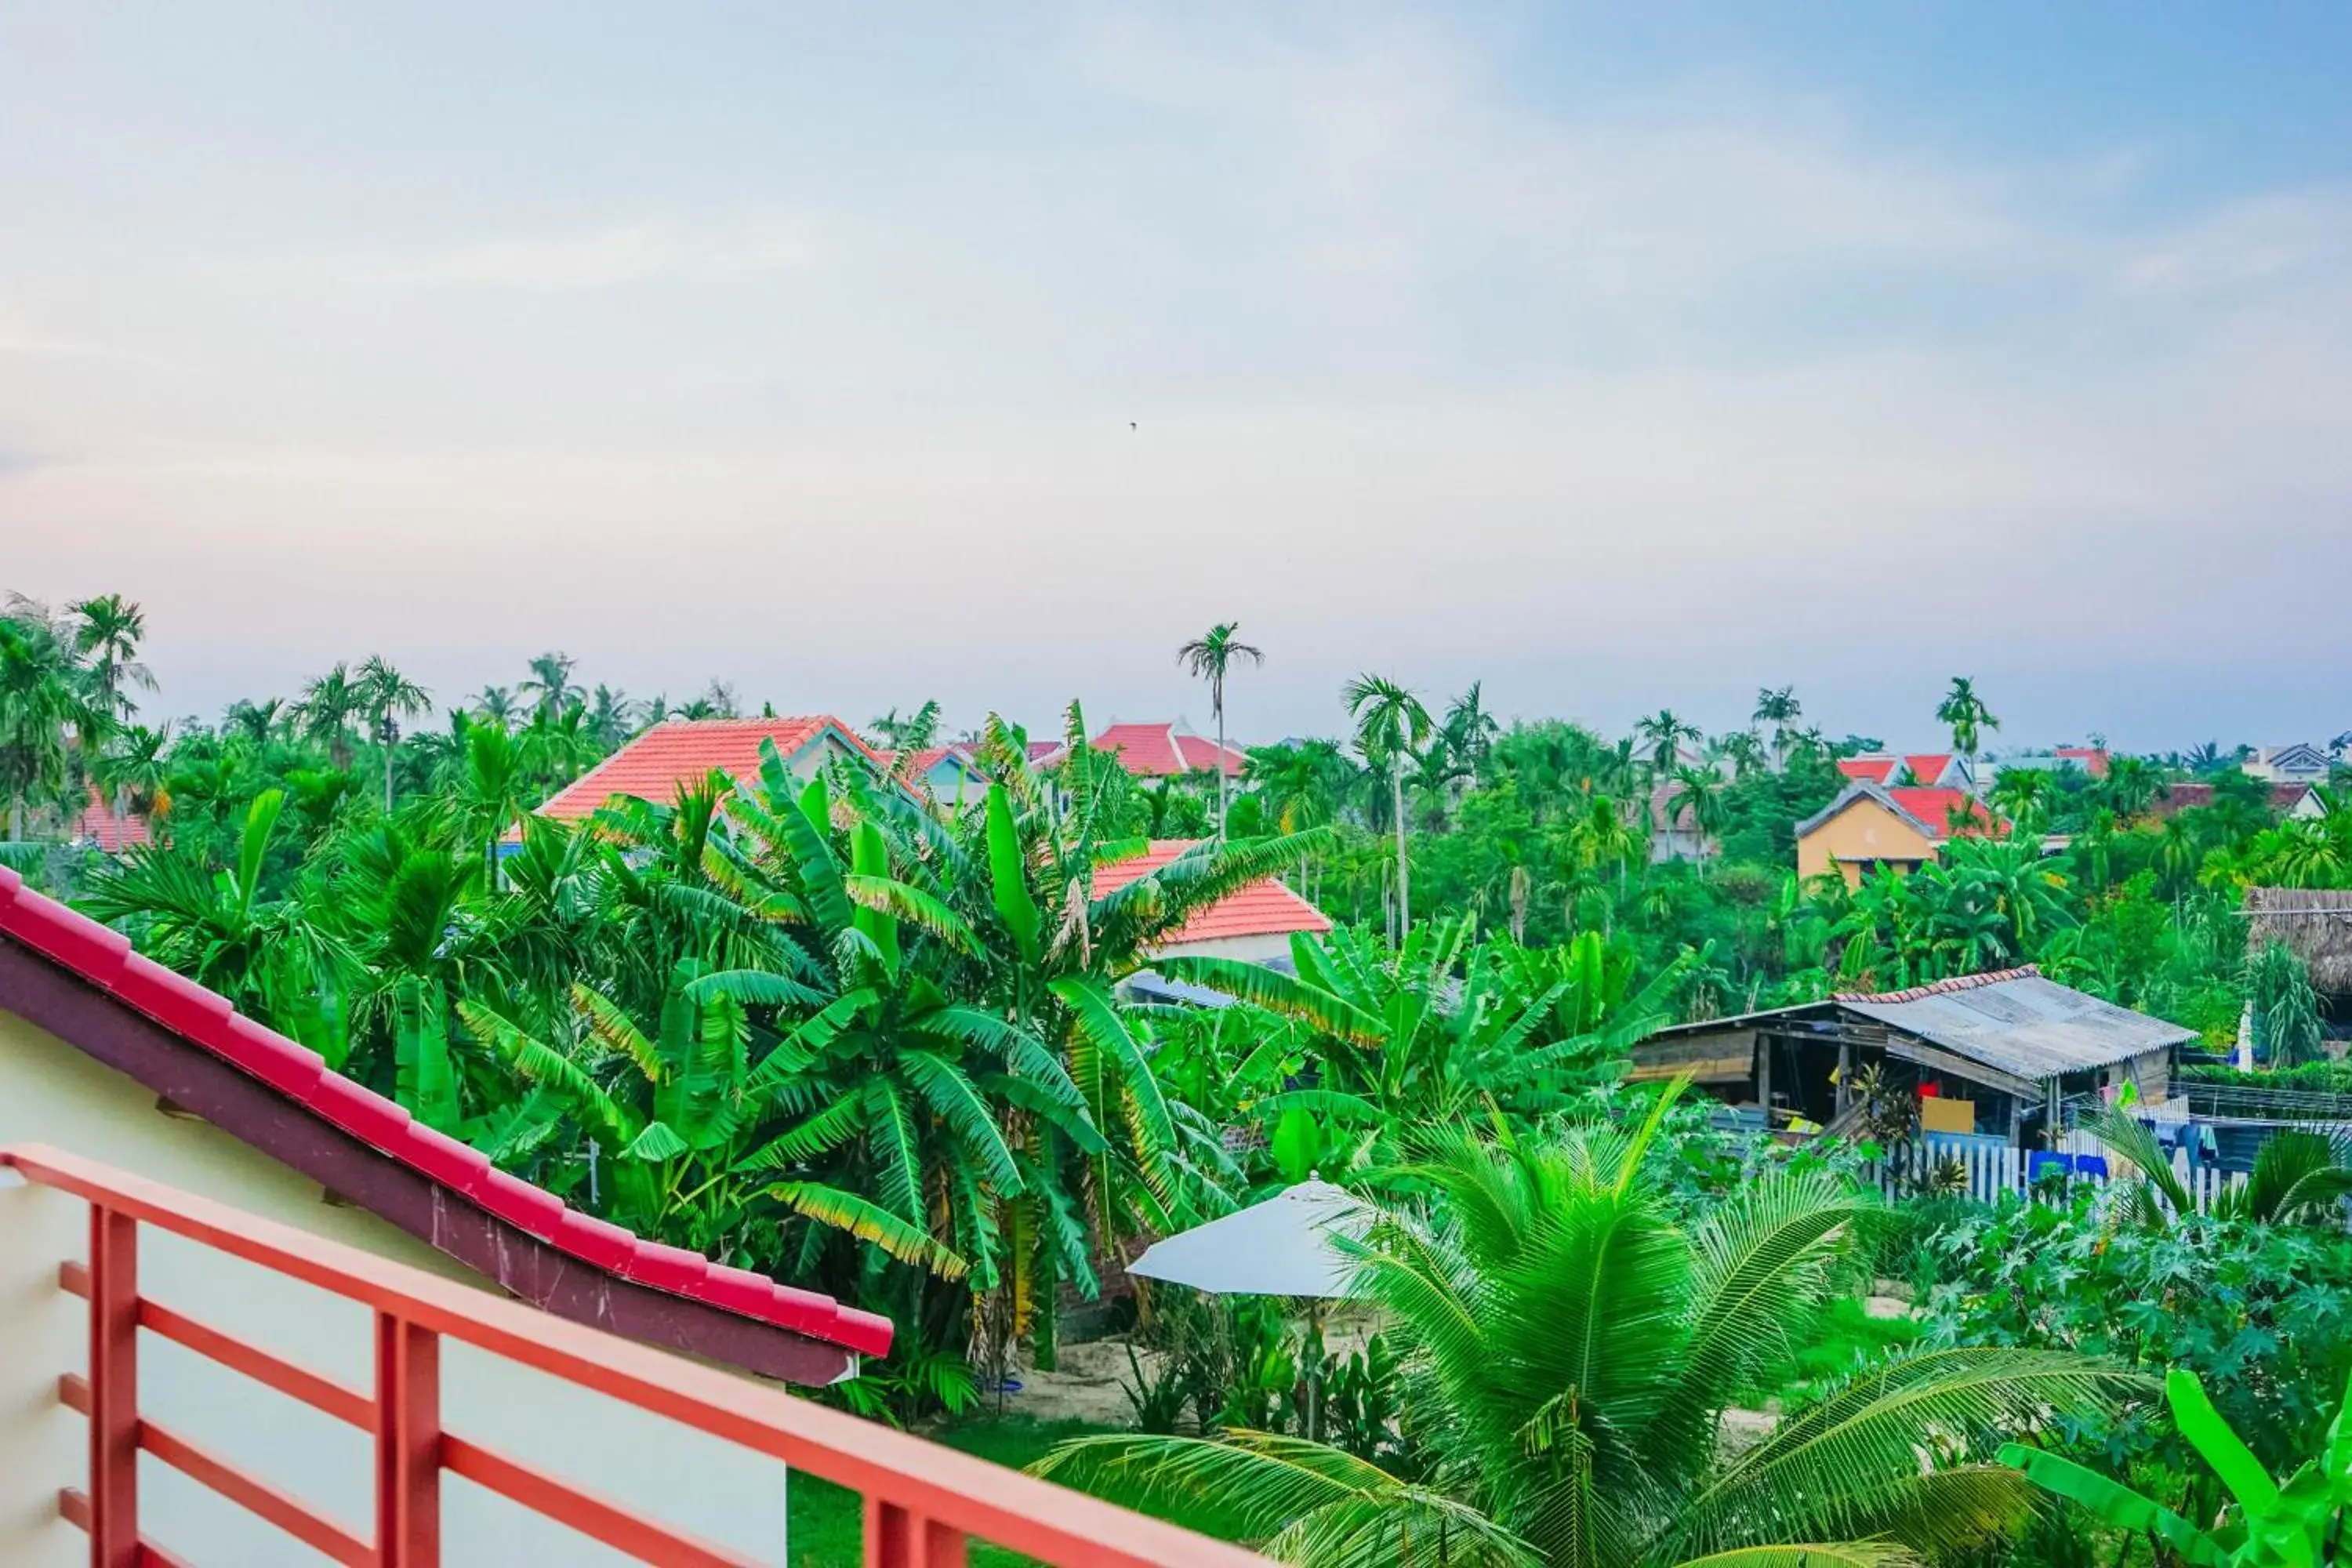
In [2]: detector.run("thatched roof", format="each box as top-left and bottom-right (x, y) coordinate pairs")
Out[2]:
(2244, 887), (2352, 997)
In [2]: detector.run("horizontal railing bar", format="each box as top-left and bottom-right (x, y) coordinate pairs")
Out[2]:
(60, 1370), (89, 1414)
(137, 1414), (372, 1566)
(56, 1489), (197, 1568)
(143, 1297), (377, 1429)
(2, 1143), (1267, 1567)
(62, 1262), (377, 1428)
(441, 1433), (760, 1568)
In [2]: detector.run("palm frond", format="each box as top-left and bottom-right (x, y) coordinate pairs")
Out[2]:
(762, 1180), (967, 1279)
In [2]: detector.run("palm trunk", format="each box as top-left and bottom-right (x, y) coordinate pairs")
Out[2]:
(1392, 760), (1410, 938)
(1214, 700), (1229, 841)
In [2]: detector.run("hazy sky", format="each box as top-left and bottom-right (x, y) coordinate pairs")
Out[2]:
(5, 4), (2350, 753)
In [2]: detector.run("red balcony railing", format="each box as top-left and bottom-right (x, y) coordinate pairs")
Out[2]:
(2, 1142), (1271, 1568)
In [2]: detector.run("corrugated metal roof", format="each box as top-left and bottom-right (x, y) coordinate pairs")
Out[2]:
(1839, 971), (2193, 1078)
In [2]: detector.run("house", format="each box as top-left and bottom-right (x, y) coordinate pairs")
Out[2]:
(534, 716), (890, 822)
(1078, 723), (1247, 782)
(67, 787), (151, 854)
(1795, 782), (2004, 887)
(2143, 780), (2327, 822)
(2242, 887), (2352, 1017)
(1835, 753), (1972, 789)
(1090, 840), (1331, 965)
(891, 744), (992, 804)
(1629, 966), (2194, 1147)
(2243, 743), (2334, 785)
(0, 864), (895, 1564)
(1646, 782), (1715, 864)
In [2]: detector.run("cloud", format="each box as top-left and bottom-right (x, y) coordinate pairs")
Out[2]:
(215, 219), (815, 293)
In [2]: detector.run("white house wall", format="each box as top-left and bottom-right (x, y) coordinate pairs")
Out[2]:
(0, 1004), (794, 1566)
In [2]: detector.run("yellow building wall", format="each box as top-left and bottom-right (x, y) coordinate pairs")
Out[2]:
(1796, 798), (1940, 887)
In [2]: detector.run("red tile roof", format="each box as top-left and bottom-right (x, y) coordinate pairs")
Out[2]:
(1837, 757), (1899, 786)
(2056, 746), (2111, 778)
(2145, 780), (2314, 819)
(535, 718), (888, 822)
(1089, 840), (1332, 944)
(70, 788), (151, 853)
(0, 865), (891, 1359)
(1089, 724), (1246, 779)
(1903, 753), (1956, 785)
(1886, 786), (2002, 840)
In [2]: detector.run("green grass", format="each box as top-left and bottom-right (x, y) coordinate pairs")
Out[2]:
(788, 1414), (1132, 1567)
(1780, 1295), (1928, 1399)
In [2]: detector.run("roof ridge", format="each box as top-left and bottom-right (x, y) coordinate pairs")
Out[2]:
(1834, 964), (2038, 1004)
(0, 866), (889, 1360)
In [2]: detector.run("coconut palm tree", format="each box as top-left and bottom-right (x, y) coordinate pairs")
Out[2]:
(517, 651), (582, 719)
(1177, 623), (1265, 840)
(356, 655), (433, 813)
(1751, 686), (1802, 772)
(1936, 677), (2000, 757)
(93, 722), (172, 830)
(297, 663), (365, 771)
(69, 593), (154, 724)
(1635, 710), (1702, 780)
(1345, 674), (1433, 938)
(1040, 1087), (2135, 1566)
(1443, 684), (1501, 777)
(474, 684), (519, 730)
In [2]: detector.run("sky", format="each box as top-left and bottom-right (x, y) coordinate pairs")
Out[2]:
(5, 2), (2350, 753)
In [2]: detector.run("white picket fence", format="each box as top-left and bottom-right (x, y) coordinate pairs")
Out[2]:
(1868, 1139), (2247, 1211)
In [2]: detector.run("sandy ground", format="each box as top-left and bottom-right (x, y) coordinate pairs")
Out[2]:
(985, 1337), (1162, 1425)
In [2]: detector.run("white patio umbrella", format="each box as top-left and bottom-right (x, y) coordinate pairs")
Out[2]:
(1127, 1178), (1372, 1299)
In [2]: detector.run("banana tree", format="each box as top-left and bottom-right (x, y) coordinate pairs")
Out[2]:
(2003, 1367), (2352, 1568)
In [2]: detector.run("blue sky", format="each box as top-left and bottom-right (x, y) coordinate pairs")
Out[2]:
(5, 3), (2350, 752)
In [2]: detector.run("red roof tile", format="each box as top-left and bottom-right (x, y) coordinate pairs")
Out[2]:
(1090, 724), (1246, 779)
(1902, 753), (1956, 785)
(1838, 757), (1899, 786)
(69, 788), (151, 853)
(0, 864), (891, 1359)
(535, 718), (887, 822)
(1886, 786), (2002, 840)
(2056, 746), (2111, 779)
(1089, 840), (1332, 944)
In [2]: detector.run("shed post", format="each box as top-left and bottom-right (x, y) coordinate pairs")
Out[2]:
(1755, 1034), (1773, 1116)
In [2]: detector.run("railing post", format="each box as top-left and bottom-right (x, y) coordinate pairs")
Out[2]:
(376, 1313), (441, 1567)
(865, 1497), (968, 1568)
(88, 1203), (140, 1568)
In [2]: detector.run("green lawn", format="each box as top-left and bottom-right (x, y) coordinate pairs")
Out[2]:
(788, 1414), (1133, 1567)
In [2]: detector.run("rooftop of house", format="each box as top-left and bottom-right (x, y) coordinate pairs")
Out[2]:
(69, 787), (151, 854)
(1638, 964), (2194, 1087)
(1836, 753), (1959, 787)
(0, 863), (891, 1374)
(2146, 779), (2319, 819)
(1086, 723), (1247, 779)
(1087, 840), (1332, 945)
(535, 717), (887, 822)
(1797, 782), (2005, 845)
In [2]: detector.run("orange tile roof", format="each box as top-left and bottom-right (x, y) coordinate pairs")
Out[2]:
(1886, 786), (2002, 840)
(70, 788), (151, 853)
(1903, 753), (1956, 784)
(2056, 746), (2111, 778)
(1838, 757), (1899, 785)
(535, 718), (887, 822)
(1090, 724), (1246, 779)
(1089, 840), (1332, 944)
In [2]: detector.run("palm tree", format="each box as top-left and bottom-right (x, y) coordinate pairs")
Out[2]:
(297, 663), (364, 771)
(69, 593), (155, 724)
(0, 615), (90, 840)
(586, 684), (638, 750)
(222, 697), (285, 744)
(1041, 1088), (2135, 1566)
(1751, 685), (1802, 772)
(1177, 623), (1265, 840)
(1345, 674), (1432, 938)
(1664, 764), (1726, 872)
(356, 655), (433, 813)
(1634, 710), (1701, 780)
(517, 652), (582, 719)
(93, 723), (172, 830)
(1936, 677), (2001, 757)
(474, 685), (519, 730)
(1443, 684), (1501, 777)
